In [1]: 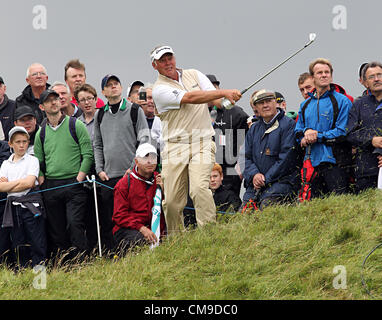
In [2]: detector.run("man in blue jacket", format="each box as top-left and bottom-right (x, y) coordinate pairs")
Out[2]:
(243, 89), (300, 210)
(295, 58), (352, 196)
(347, 61), (382, 192)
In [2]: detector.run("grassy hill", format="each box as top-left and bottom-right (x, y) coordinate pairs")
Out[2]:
(1, 189), (382, 300)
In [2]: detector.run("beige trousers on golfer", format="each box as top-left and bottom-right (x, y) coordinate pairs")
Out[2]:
(161, 139), (216, 235)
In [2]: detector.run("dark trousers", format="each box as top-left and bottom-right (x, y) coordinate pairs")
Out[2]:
(98, 176), (122, 251)
(355, 175), (378, 194)
(84, 179), (115, 253)
(42, 178), (88, 257)
(114, 228), (146, 255)
(311, 162), (349, 197)
(0, 193), (14, 266)
(11, 205), (47, 267)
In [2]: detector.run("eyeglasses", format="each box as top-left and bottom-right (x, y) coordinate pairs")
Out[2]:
(367, 73), (382, 81)
(78, 97), (95, 104)
(29, 72), (47, 77)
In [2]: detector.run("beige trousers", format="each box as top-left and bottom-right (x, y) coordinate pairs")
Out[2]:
(161, 139), (216, 235)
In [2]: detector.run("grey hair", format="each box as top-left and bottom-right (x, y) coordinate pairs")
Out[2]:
(26, 63), (47, 78)
(139, 83), (154, 92)
(362, 61), (382, 81)
(49, 81), (69, 92)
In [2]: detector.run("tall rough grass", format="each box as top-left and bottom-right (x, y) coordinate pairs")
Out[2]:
(1, 189), (382, 300)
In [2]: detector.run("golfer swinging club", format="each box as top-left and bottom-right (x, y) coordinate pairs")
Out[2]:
(150, 45), (241, 234)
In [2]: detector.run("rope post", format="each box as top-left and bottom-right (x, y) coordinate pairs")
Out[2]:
(90, 175), (102, 258)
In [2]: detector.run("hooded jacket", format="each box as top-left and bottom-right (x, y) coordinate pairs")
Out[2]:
(295, 84), (353, 167)
(15, 84), (50, 125)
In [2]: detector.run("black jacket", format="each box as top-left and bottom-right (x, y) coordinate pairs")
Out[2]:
(3, 190), (45, 228)
(213, 105), (249, 174)
(346, 93), (382, 178)
(15, 84), (50, 125)
(0, 95), (15, 141)
(213, 185), (242, 213)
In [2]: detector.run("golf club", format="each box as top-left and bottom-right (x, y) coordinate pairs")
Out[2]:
(221, 33), (317, 109)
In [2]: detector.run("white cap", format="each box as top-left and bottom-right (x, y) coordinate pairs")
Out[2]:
(8, 126), (29, 141)
(135, 143), (157, 158)
(150, 45), (174, 62)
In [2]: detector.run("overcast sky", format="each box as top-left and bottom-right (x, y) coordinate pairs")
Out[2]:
(1, 0), (380, 114)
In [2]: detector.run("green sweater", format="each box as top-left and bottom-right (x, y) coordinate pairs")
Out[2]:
(34, 116), (94, 179)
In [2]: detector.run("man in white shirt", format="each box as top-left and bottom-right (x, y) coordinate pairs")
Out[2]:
(150, 45), (242, 234)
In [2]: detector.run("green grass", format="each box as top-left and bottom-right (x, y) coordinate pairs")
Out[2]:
(2, 189), (382, 300)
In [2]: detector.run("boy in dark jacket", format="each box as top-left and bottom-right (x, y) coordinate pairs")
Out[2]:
(210, 163), (241, 213)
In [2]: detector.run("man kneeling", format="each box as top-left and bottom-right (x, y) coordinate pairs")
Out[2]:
(243, 90), (300, 210)
(112, 143), (166, 254)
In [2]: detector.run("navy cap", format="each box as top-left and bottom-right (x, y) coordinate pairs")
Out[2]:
(101, 74), (121, 90)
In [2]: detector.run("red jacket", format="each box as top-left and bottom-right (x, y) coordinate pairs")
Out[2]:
(112, 168), (166, 235)
(332, 83), (354, 103)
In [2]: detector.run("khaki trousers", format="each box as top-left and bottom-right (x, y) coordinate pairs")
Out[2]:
(161, 139), (216, 234)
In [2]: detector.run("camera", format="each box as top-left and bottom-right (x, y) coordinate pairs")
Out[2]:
(139, 91), (147, 101)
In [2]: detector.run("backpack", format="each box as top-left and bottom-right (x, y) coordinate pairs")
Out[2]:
(39, 116), (79, 174)
(300, 93), (352, 168)
(97, 102), (139, 139)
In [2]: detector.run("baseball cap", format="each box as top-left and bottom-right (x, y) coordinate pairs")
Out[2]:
(127, 80), (144, 97)
(39, 89), (59, 104)
(251, 89), (276, 105)
(0, 76), (4, 85)
(275, 92), (285, 104)
(14, 105), (36, 120)
(8, 126), (29, 141)
(101, 74), (121, 90)
(136, 143), (157, 158)
(150, 45), (174, 62)
(206, 74), (220, 86)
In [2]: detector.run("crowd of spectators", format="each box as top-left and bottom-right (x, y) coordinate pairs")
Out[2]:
(0, 49), (380, 269)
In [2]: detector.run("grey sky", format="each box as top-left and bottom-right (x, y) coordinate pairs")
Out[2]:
(1, 0), (379, 114)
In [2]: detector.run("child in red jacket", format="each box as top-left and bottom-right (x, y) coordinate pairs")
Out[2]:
(112, 143), (166, 254)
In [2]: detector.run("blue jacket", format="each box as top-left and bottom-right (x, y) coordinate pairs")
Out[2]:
(346, 93), (382, 178)
(294, 87), (352, 167)
(243, 109), (299, 194)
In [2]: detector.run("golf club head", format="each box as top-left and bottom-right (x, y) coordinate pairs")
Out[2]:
(305, 33), (317, 47)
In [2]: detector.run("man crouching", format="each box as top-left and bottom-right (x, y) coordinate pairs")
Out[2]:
(242, 90), (300, 210)
(112, 143), (166, 255)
